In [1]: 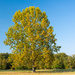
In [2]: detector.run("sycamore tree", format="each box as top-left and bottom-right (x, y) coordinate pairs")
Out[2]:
(4, 6), (61, 72)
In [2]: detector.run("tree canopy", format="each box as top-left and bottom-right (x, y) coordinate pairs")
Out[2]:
(4, 6), (61, 72)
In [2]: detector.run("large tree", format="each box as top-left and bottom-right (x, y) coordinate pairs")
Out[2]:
(4, 6), (61, 72)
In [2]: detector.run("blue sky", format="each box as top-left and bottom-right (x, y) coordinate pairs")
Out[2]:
(0, 0), (75, 55)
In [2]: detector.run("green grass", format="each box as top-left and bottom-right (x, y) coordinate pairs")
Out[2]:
(36, 69), (75, 73)
(0, 69), (32, 72)
(0, 69), (75, 75)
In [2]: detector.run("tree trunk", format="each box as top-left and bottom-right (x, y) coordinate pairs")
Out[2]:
(32, 60), (36, 72)
(32, 67), (36, 72)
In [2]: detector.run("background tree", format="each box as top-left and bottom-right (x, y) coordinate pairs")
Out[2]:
(4, 6), (61, 72)
(52, 53), (68, 69)
(72, 54), (75, 69)
(0, 53), (11, 70)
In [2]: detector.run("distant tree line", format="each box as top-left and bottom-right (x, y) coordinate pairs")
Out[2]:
(0, 52), (75, 70)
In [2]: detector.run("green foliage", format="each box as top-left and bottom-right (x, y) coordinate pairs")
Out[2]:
(52, 53), (67, 69)
(52, 53), (75, 69)
(72, 55), (75, 69)
(0, 53), (11, 69)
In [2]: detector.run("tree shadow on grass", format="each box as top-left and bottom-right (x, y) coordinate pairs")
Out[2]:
(36, 69), (75, 73)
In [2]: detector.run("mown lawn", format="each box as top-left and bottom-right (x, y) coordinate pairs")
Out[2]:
(0, 69), (75, 75)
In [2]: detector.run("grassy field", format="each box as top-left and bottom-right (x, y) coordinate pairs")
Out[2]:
(0, 69), (75, 75)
